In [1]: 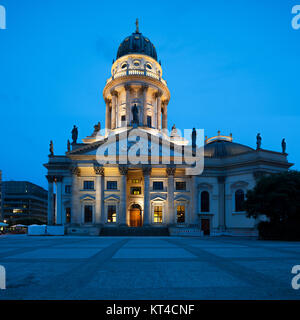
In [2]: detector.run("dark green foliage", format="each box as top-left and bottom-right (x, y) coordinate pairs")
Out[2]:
(245, 171), (300, 240)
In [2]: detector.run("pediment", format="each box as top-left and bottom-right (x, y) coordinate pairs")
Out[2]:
(80, 194), (95, 201)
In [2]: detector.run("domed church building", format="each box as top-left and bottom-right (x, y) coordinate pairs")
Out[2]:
(44, 21), (293, 236)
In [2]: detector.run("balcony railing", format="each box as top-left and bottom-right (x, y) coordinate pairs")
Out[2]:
(106, 68), (167, 86)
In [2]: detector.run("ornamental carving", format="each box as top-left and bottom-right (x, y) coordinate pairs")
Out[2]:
(142, 167), (152, 176)
(70, 166), (80, 176)
(166, 167), (176, 176)
(119, 165), (128, 175)
(94, 165), (105, 176)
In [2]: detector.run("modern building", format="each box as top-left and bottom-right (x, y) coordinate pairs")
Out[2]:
(44, 22), (293, 236)
(2, 181), (48, 224)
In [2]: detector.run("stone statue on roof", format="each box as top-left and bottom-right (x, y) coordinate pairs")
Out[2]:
(72, 125), (78, 144)
(49, 140), (54, 156)
(281, 138), (286, 154)
(256, 133), (262, 150)
(91, 122), (101, 137)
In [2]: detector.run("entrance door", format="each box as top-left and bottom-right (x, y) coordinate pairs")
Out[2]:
(129, 205), (142, 227)
(201, 219), (210, 235)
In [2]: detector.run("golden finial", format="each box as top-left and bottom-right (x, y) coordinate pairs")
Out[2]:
(135, 18), (139, 33)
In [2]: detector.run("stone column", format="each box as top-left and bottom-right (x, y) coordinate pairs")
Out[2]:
(105, 98), (111, 135)
(142, 85), (149, 126)
(111, 90), (118, 130)
(162, 100), (168, 131)
(71, 166), (81, 224)
(94, 165), (105, 225)
(167, 167), (176, 224)
(125, 84), (131, 126)
(55, 176), (63, 225)
(156, 91), (162, 130)
(119, 166), (128, 226)
(218, 176), (226, 231)
(143, 167), (151, 226)
(46, 175), (54, 225)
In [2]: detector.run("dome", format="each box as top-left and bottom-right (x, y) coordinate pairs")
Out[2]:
(116, 22), (157, 61)
(204, 140), (254, 158)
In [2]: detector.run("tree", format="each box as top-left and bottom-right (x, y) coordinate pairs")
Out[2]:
(245, 171), (300, 240)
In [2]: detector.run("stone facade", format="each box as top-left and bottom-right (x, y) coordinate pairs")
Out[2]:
(44, 26), (293, 236)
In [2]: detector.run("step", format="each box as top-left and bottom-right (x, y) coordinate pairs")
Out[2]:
(100, 226), (169, 237)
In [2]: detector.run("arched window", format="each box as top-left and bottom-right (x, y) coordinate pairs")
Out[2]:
(201, 191), (210, 212)
(235, 189), (245, 212)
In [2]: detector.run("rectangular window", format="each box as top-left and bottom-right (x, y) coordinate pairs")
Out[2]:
(107, 181), (117, 190)
(177, 205), (185, 223)
(130, 187), (142, 195)
(147, 116), (152, 128)
(84, 205), (93, 223)
(107, 205), (117, 223)
(83, 181), (94, 190)
(154, 206), (163, 223)
(153, 181), (163, 190)
(65, 185), (71, 194)
(176, 181), (186, 191)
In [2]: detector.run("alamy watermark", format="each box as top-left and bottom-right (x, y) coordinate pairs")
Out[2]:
(95, 128), (204, 175)
(0, 265), (5, 290)
(291, 265), (300, 290)
(0, 5), (6, 30)
(292, 5), (300, 29)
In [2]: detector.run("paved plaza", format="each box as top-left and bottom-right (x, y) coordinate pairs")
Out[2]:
(0, 235), (299, 300)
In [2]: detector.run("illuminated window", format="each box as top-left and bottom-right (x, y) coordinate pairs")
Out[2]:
(153, 181), (163, 190)
(130, 187), (141, 195)
(235, 189), (245, 212)
(107, 205), (117, 223)
(84, 205), (93, 223)
(107, 181), (117, 190)
(154, 206), (162, 223)
(201, 191), (210, 212)
(177, 205), (185, 223)
(13, 209), (23, 214)
(131, 179), (139, 184)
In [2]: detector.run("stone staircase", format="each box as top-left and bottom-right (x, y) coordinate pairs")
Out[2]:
(100, 226), (169, 237)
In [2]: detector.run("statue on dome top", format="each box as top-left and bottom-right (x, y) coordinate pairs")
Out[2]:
(256, 133), (262, 150)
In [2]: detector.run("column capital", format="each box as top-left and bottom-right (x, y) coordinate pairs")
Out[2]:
(94, 165), (105, 176)
(110, 89), (118, 97)
(124, 84), (132, 92)
(70, 166), (81, 176)
(119, 165), (128, 175)
(141, 84), (149, 92)
(46, 175), (55, 183)
(142, 167), (152, 176)
(162, 99), (169, 106)
(105, 98), (111, 104)
(217, 176), (226, 183)
(154, 90), (163, 98)
(166, 167), (176, 176)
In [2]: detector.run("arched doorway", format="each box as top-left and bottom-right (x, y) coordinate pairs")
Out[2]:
(129, 204), (142, 227)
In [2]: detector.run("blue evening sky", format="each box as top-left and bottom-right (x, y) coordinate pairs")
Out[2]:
(0, 0), (299, 189)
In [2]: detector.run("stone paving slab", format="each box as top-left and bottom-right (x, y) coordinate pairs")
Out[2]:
(4, 248), (102, 259)
(0, 235), (299, 299)
(113, 248), (197, 259)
